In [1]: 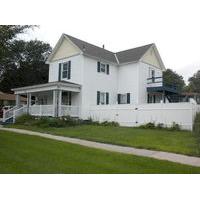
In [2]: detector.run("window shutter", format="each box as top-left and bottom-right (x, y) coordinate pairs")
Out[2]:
(68, 61), (71, 79)
(117, 94), (121, 104)
(58, 63), (61, 81)
(69, 92), (72, 105)
(97, 91), (100, 105)
(97, 61), (100, 72)
(106, 64), (109, 75)
(127, 93), (130, 104)
(106, 92), (109, 105)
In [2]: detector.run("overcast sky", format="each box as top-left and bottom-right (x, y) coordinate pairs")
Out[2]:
(2, 0), (200, 82)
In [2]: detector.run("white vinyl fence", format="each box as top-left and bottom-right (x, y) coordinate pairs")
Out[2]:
(89, 103), (200, 130)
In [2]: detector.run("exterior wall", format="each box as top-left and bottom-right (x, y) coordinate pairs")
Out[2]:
(51, 38), (81, 62)
(81, 56), (119, 119)
(141, 46), (161, 69)
(89, 103), (200, 130)
(48, 54), (84, 85)
(117, 62), (139, 104)
(138, 62), (163, 104)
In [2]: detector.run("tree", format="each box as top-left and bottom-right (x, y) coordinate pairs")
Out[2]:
(0, 25), (52, 92)
(163, 69), (185, 91)
(186, 70), (200, 93)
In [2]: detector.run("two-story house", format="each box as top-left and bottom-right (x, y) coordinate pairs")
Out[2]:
(4, 33), (175, 122)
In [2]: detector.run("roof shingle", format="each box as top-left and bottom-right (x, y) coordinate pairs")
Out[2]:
(65, 34), (153, 64)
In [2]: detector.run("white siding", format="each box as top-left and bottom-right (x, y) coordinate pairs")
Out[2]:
(117, 63), (139, 104)
(48, 54), (84, 85)
(81, 56), (118, 118)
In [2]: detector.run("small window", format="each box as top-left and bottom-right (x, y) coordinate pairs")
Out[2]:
(120, 94), (127, 104)
(62, 61), (71, 79)
(100, 92), (106, 105)
(100, 63), (106, 73)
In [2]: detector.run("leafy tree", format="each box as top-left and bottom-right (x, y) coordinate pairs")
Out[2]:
(0, 25), (52, 92)
(186, 70), (200, 93)
(163, 69), (185, 91)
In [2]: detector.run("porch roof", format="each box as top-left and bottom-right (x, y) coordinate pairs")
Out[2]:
(12, 81), (81, 94)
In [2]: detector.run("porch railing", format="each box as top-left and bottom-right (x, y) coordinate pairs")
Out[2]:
(3, 106), (18, 122)
(147, 76), (163, 87)
(59, 105), (79, 117)
(30, 105), (54, 116)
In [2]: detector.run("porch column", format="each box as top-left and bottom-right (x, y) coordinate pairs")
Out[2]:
(53, 90), (58, 117)
(15, 94), (21, 107)
(27, 93), (31, 114)
(58, 90), (62, 117)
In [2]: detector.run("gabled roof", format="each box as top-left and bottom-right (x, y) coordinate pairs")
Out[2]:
(65, 34), (117, 63)
(116, 44), (154, 64)
(48, 33), (164, 67)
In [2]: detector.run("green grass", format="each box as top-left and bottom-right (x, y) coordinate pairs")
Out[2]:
(1, 130), (200, 173)
(9, 124), (200, 156)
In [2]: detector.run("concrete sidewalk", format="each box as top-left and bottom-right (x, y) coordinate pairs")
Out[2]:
(1, 126), (200, 167)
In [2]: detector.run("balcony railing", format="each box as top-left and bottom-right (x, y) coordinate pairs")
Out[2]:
(147, 76), (163, 87)
(147, 77), (179, 93)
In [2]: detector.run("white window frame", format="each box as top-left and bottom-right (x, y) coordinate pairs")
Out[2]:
(62, 62), (70, 79)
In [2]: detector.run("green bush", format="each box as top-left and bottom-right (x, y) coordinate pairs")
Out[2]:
(101, 121), (119, 127)
(169, 122), (181, 131)
(193, 113), (200, 135)
(139, 122), (155, 129)
(15, 114), (35, 125)
(15, 115), (78, 127)
(156, 123), (164, 129)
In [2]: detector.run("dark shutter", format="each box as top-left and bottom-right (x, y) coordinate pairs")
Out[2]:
(106, 64), (109, 75)
(106, 92), (109, 105)
(97, 91), (100, 105)
(97, 61), (100, 72)
(69, 92), (72, 105)
(117, 94), (121, 104)
(58, 63), (61, 81)
(68, 61), (71, 79)
(127, 93), (130, 104)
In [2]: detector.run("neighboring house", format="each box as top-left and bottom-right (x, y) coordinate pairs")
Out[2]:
(0, 91), (26, 107)
(4, 33), (186, 123)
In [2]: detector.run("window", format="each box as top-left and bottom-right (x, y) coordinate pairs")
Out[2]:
(118, 93), (130, 104)
(97, 62), (109, 74)
(120, 94), (127, 104)
(97, 91), (109, 105)
(100, 92), (106, 105)
(62, 61), (71, 79)
(151, 70), (155, 82)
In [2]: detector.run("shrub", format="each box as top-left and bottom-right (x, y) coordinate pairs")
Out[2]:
(193, 113), (200, 135)
(15, 114), (35, 125)
(15, 114), (79, 128)
(139, 122), (155, 129)
(101, 121), (119, 127)
(169, 122), (181, 131)
(156, 123), (164, 129)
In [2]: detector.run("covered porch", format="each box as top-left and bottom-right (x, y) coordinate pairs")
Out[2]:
(12, 81), (81, 118)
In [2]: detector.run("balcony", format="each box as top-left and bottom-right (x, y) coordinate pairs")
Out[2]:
(147, 77), (179, 94)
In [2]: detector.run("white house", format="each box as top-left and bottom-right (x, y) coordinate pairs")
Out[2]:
(3, 33), (200, 129)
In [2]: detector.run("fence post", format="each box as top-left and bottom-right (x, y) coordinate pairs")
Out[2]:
(2, 109), (5, 123)
(13, 110), (16, 123)
(40, 105), (42, 116)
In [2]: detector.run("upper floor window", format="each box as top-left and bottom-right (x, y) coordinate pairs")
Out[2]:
(97, 61), (109, 74)
(61, 61), (71, 79)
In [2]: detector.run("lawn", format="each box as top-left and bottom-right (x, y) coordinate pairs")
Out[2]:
(9, 124), (200, 156)
(0, 130), (200, 173)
